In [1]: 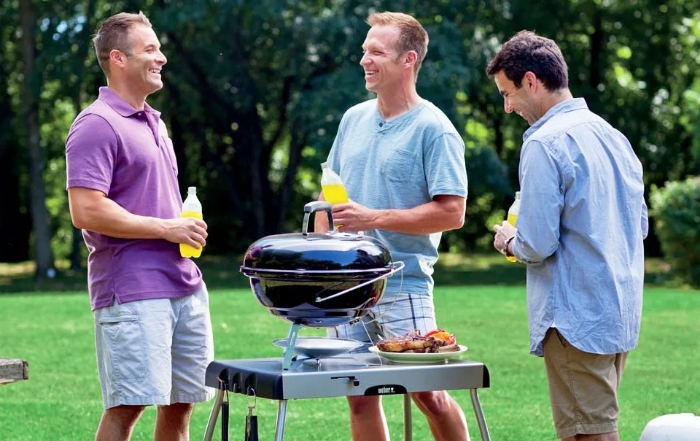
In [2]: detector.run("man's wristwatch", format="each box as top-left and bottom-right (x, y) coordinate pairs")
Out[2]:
(501, 236), (515, 257)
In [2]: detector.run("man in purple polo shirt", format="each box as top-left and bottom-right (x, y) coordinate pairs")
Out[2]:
(65, 12), (214, 441)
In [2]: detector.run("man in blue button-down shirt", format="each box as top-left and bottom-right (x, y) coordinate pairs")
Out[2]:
(486, 31), (648, 441)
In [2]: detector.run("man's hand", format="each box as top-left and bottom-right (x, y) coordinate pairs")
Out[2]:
(163, 217), (208, 249)
(493, 220), (517, 254)
(331, 201), (377, 232)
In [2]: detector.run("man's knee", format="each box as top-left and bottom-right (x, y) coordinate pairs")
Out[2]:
(104, 404), (146, 426)
(410, 391), (451, 417)
(347, 396), (381, 415)
(158, 403), (195, 420)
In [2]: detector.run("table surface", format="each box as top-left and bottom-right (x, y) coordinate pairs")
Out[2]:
(0, 358), (29, 385)
(206, 354), (490, 400)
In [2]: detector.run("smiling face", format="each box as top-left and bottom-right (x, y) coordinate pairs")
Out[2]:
(118, 24), (167, 97)
(493, 70), (541, 125)
(359, 25), (405, 94)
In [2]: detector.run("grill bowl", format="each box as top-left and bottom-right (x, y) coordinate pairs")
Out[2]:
(241, 267), (390, 327)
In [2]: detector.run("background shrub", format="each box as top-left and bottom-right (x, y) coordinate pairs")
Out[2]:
(650, 177), (700, 287)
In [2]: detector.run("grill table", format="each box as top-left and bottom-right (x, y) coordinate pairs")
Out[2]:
(202, 353), (491, 441)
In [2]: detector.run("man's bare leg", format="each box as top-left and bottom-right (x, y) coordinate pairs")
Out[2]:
(347, 396), (390, 441)
(95, 405), (145, 441)
(154, 403), (195, 441)
(411, 391), (469, 441)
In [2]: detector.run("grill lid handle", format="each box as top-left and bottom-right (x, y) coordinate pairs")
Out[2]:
(302, 201), (334, 235)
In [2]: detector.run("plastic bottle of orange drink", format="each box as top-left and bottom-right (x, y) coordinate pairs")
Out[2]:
(505, 191), (521, 263)
(180, 186), (203, 258)
(320, 162), (349, 205)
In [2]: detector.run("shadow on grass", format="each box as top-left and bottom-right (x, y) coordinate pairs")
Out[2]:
(0, 253), (676, 294)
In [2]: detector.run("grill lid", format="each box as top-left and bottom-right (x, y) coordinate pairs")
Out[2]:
(241, 202), (393, 274)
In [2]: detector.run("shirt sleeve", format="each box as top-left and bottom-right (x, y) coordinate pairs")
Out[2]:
(641, 197), (649, 239)
(514, 140), (565, 263)
(65, 114), (118, 195)
(424, 132), (468, 199)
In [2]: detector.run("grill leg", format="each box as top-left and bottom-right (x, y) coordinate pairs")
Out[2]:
(274, 399), (288, 441)
(282, 323), (301, 370)
(202, 388), (226, 441)
(403, 394), (412, 441)
(469, 389), (491, 441)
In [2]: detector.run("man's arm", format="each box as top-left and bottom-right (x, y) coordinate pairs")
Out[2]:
(68, 187), (207, 248)
(324, 194), (465, 235)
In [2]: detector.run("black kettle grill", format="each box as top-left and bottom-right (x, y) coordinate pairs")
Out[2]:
(240, 201), (403, 368)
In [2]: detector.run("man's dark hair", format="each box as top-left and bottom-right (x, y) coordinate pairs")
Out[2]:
(486, 30), (568, 91)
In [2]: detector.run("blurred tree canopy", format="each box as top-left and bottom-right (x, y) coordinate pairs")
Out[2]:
(1, 0), (699, 277)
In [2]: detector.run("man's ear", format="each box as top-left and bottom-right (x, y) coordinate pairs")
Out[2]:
(109, 49), (126, 67)
(523, 71), (538, 90)
(404, 50), (417, 68)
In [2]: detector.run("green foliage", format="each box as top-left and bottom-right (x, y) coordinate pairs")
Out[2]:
(5, 0), (700, 267)
(650, 177), (700, 287)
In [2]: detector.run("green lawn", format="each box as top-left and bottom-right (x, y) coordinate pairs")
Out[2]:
(1, 256), (698, 440)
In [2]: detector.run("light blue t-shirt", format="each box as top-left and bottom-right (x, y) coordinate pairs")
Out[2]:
(327, 99), (468, 295)
(512, 98), (649, 356)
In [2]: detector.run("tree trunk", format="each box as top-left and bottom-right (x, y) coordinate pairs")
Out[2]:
(0, 94), (30, 262)
(587, 8), (603, 112)
(20, 0), (55, 279)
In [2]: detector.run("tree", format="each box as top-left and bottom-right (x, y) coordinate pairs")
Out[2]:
(19, 0), (55, 278)
(0, 0), (31, 263)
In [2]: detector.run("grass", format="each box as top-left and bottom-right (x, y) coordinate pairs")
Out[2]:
(1, 255), (698, 440)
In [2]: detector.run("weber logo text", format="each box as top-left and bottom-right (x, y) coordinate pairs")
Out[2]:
(364, 384), (407, 396)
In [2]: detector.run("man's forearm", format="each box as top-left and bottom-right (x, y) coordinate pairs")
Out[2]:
(69, 192), (169, 240)
(371, 199), (464, 235)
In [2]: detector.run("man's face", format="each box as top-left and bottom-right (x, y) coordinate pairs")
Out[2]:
(493, 70), (540, 125)
(359, 25), (404, 94)
(121, 25), (167, 96)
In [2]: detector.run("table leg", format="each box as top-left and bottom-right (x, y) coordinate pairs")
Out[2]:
(403, 394), (412, 441)
(274, 400), (288, 441)
(469, 389), (491, 441)
(202, 388), (226, 441)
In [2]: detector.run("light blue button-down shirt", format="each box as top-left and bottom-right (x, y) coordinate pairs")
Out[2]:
(512, 98), (648, 356)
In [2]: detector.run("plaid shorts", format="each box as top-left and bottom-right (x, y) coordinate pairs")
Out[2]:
(326, 292), (437, 346)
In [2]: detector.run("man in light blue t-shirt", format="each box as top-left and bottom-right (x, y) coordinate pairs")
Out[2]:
(316, 11), (470, 441)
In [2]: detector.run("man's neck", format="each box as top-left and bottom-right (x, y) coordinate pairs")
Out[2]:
(376, 85), (421, 121)
(540, 88), (574, 115)
(107, 82), (147, 111)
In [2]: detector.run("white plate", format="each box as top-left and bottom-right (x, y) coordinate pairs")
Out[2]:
(273, 337), (364, 359)
(368, 345), (468, 364)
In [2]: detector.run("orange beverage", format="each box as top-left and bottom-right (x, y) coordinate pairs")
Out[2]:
(180, 211), (203, 258)
(322, 183), (349, 205)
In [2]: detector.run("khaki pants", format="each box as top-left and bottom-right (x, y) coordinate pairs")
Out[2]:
(543, 328), (627, 439)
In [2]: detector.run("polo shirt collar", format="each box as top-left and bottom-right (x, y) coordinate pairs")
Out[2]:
(97, 86), (160, 119)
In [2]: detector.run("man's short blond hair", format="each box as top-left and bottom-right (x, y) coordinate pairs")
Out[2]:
(93, 11), (152, 77)
(367, 12), (429, 79)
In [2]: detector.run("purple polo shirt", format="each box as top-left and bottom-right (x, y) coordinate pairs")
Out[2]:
(65, 87), (202, 311)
